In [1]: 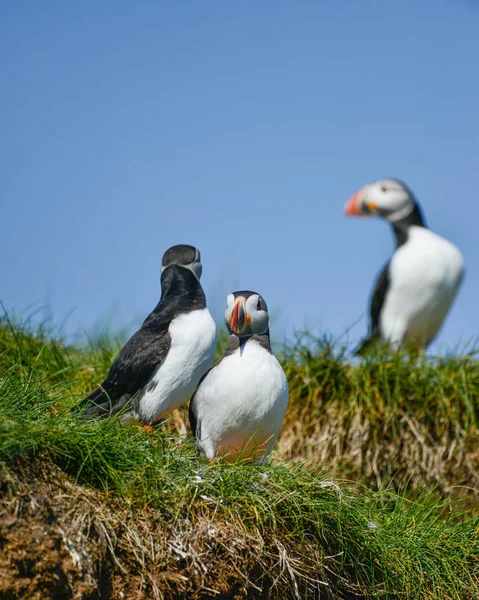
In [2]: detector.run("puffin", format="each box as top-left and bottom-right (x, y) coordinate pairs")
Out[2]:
(77, 244), (217, 424)
(189, 290), (289, 464)
(344, 178), (464, 354)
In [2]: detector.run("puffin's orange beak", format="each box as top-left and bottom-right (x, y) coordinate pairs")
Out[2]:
(230, 298), (251, 334)
(230, 298), (245, 334)
(344, 190), (362, 216)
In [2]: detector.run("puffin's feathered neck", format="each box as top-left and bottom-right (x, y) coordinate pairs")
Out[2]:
(142, 265), (206, 328)
(159, 264), (203, 300)
(223, 330), (272, 356)
(390, 203), (427, 247)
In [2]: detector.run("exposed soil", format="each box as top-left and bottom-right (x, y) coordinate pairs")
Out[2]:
(0, 459), (359, 600)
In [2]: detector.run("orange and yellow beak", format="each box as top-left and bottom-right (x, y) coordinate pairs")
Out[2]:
(230, 298), (251, 334)
(345, 187), (378, 216)
(344, 190), (363, 216)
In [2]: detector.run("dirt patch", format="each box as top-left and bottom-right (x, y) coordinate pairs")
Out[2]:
(0, 462), (105, 599)
(0, 459), (359, 600)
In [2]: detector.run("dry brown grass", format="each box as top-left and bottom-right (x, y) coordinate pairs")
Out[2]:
(277, 346), (479, 498)
(0, 460), (370, 600)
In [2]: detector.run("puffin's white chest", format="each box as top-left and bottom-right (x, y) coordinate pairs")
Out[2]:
(381, 226), (464, 346)
(194, 340), (289, 463)
(138, 308), (217, 423)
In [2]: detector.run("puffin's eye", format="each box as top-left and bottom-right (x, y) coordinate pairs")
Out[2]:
(380, 185), (388, 192)
(256, 298), (262, 310)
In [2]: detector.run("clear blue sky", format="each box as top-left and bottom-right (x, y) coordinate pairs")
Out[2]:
(1, 1), (478, 352)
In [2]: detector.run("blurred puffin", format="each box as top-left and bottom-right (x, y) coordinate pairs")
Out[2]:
(78, 244), (217, 423)
(344, 178), (464, 354)
(189, 291), (288, 464)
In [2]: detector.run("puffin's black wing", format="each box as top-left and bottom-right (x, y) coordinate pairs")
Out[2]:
(355, 261), (391, 356)
(78, 324), (171, 417)
(78, 264), (207, 418)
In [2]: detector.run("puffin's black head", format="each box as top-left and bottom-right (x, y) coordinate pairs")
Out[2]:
(224, 290), (269, 337)
(344, 178), (422, 224)
(161, 244), (202, 280)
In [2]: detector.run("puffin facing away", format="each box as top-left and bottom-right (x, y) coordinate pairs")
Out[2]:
(78, 245), (217, 423)
(189, 291), (289, 464)
(345, 178), (464, 354)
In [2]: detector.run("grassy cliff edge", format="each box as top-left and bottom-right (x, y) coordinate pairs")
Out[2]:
(0, 319), (478, 599)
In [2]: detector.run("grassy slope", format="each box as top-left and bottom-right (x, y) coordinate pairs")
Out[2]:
(281, 339), (479, 497)
(0, 318), (478, 599)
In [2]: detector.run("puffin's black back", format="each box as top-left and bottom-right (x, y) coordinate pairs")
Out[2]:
(78, 265), (206, 416)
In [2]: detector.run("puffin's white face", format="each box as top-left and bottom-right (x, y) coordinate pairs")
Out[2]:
(344, 179), (415, 223)
(161, 244), (203, 280)
(224, 291), (269, 336)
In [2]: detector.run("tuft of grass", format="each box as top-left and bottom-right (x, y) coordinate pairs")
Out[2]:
(279, 336), (479, 497)
(0, 316), (478, 598)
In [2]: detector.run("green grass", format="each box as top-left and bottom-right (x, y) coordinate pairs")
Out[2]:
(0, 315), (478, 598)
